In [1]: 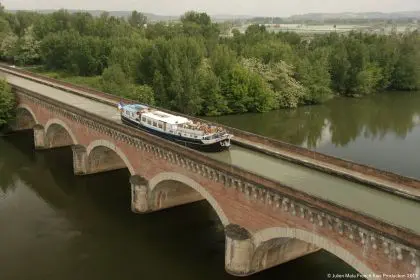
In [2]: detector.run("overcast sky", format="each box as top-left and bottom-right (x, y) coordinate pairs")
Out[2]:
(2, 0), (420, 17)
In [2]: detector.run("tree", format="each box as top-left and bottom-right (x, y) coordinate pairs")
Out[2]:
(0, 78), (15, 128)
(210, 44), (237, 77)
(6, 11), (40, 37)
(354, 63), (382, 95)
(125, 84), (155, 105)
(370, 35), (399, 90)
(223, 65), (252, 113)
(243, 40), (294, 64)
(241, 58), (306, 108)
(15, 25), (41, 65)
(101, 64), (128, 95)
(145, 22), (183, 40)
(40, 30), (78, 70)
(138, 36), (206, 114)
(108, 44), (143, 78)
(223, 62), (275, 113)
(0, 32), (18, 62)
(71, 12), (94, 35)
(181, 11), (211, 26)
(41, 30), (110, 75)
(297, 47), (333, 103)
(276, 32), (301, 45)
(345, 36), (370, 95)
(329, 42), (351, 94)
(391, 33), (420, 90)
(0, 17), (11, 36)
(244, 24), (267, 42)
(180, 11), (219, 54)
(101, 64), (155, 104)
(128, 10), (147, 28)
(68, 36), (110, 76)
(197, 59), (228, 116)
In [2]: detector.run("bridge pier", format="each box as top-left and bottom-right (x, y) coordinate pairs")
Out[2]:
(130, 175), (205, 213)
(225, 224), (320, 277)
(130, 175), (150, 213)
(250, 237), (320, 275)
(72, 145), (88, 175)
(72, 144), (129, 175)
(33, 124), (46, 149)
(225, 224), (255, 276)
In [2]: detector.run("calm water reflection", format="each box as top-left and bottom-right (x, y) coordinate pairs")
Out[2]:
(0, 132), (358, 280)
(207, 92), (420, 179)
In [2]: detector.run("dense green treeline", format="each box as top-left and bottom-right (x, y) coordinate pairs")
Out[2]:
(0, 78), (14, 128)
(0, 4), (419, 116)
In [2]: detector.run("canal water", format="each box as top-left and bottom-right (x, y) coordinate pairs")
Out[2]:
(1, 91), (419, 279)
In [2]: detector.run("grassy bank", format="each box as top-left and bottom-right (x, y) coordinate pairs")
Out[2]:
(25, 66), (103, 89)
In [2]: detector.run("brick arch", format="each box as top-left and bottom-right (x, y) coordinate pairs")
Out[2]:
(15, 104), (39, 129)
(45, 118), (78, 146)
(149, 172), (229, 225)
(252, 227), (374, 275)
(86, 140), (135, 175)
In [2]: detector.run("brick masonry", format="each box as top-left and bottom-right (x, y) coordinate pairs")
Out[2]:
(13, 89), (420, 279)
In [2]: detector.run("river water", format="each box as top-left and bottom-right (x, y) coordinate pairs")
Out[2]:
(208, 92), (420, 179)
(1, 92), (419, 280)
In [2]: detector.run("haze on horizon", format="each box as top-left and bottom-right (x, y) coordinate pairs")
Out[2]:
(2, 0), (420, 17)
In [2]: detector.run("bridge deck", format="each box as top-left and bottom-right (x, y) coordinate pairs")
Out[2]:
(3, 72), (420, 234)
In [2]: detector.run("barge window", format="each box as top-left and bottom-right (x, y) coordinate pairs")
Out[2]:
(142, 117), (146, 122)
(158, 123), (163, 129)
(147, 119), (151, 125)
(152, 121), (157, 127)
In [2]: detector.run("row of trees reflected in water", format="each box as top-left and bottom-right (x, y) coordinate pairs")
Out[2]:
(208, 92), (420, 149)
(0, 132), (69, 195)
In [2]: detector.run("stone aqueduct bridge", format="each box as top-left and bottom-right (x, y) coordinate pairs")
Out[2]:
(2, 66), (420, 279)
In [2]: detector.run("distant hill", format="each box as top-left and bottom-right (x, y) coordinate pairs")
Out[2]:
(288, 11), (420, 21)
(210, 14), (254, 22)
(8, 9), (420, 23)
(7, 9), (253, 22)
(8, 9), (179, 22)
(246, 11), (420, 25)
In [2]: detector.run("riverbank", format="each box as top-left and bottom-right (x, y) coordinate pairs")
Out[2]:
(23, 65), (420, 117)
